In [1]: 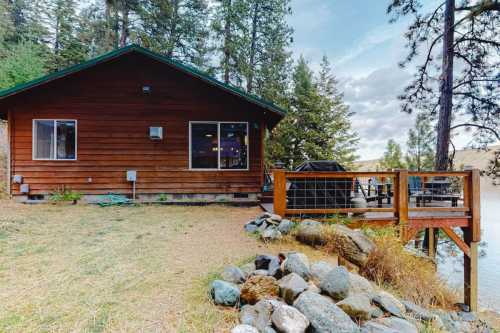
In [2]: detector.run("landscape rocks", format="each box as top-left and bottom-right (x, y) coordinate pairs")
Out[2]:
(323, 224), (376, 267)
(402, 300), (436, 322)
(293, 291), (360, 333)
(283, 252), (312, 281)
(271, 304), (310, 333)
(372, 291), (406, 318)
(337, 293), (373, 321)
(310, 261), (335, 282)
(278, 272), (309, 304)
(231, 324), (259, 333)
(348, 272), (374, 295)
(361, 317), (418, 333)
(240, 262), (256, 279)
(255, 254), (283, 279)
(222, 265), (246, 284)
(278, 219), (294, 234)
(319, 266), (350, 300)
(240, 275), (280, 305)
(211, 280), (240, 306)
(245, 213), (297, 238)
(295, 220), (326, 246)
(261, 226), (282, 242)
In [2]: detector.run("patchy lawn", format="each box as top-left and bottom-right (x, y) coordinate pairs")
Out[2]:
(0, 201), (334, 332)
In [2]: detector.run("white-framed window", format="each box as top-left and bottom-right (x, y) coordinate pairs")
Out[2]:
(189, 121), (249, 170)
(33, 119), (77, 160)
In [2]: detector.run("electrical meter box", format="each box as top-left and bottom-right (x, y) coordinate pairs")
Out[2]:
(126, 170), (137, 182)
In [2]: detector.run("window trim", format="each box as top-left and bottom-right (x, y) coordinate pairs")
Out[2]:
(32, 119), (78, 161)
(189, 121), (249, 171)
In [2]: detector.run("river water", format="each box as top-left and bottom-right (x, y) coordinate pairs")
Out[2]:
(438, 178), (500, 312)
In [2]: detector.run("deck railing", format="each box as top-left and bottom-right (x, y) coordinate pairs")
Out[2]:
(272, 168), (481, 311)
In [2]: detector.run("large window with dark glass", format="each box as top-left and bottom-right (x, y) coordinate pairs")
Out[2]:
(190, 122), (249, 170)
(33, 120), (77, 160)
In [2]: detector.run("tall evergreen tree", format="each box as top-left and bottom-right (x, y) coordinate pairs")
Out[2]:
(378, 139), (406, 170)
(406, 114), (435, 171)
(138, 0), (211, 67)
(267, 57), (358, 169)
(0, 40), (47, 89)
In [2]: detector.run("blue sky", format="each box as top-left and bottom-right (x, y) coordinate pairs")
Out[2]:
(288, 0), (475, 160)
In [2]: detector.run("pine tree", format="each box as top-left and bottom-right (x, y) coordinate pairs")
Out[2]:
(406, 114), (435, 171)
(138, 0), (211, 67)
(267, 57), (358, 169)
(0, 40), (47, 89)
(378, 139), (406, 170)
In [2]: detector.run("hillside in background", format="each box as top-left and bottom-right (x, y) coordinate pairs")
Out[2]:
(354, 145), (499, 171)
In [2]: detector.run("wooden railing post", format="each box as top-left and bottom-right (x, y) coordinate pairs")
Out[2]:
(273, 169), (286, 217)
(463, 169), (480, 311)
(397, 170), (409, 240)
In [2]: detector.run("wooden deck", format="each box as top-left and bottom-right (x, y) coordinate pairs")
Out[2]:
(268, 169), (481, 311)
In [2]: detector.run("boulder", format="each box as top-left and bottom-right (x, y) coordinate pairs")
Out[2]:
(244, 222), (259, 233)
(402, 301), (436, 322)
(324, 224), (376, 267)
(278, 219), (294, 234)
(222, 265), (246, 284)
(231, 325), (259, 333)
(372, 291), (405, 318)
(259, 212), (272, 219)
(293, 291), (360, 333)
(253, 299), (275, 332)
(240, 304), (258, 326)
(337, 293), (372, 320)
(252, 269), (270, 276)
(269, 214), (282, 222)
(255, 254), (282, 279)
(271, 304), (310, 333)
(278, 272), (309, 304)
(210, 280), (240, 306)
(240, 275), (279, 305)
(283, 252), (312, 281)
(261, 226), (282, 242)
(240, 262), (256, 279)
(254, 218), (266, 226)
(295, 221), (325, 246)
(319, 266), (350, 300)
(361, 317), (418, 333)
(370, 306), (385, 319)
(258, 222), (269, 233)
(310, 261), (335, 283)
(306, 281), (321, 294)
(348, 272), (374, 295)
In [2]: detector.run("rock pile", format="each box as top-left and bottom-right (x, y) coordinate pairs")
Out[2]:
(210, 251), (491, 333)
(244, 213), (295, 241)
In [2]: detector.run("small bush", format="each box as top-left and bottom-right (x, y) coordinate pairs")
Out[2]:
(49, 186), (82, 202)
(360, 227), (458, 309)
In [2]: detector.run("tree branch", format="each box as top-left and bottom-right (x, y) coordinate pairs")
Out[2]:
(450, 123), (500, 140)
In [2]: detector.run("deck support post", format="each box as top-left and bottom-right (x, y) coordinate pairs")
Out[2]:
(426, 227), (436, 258)
(463, 237), (478, 312)
(273, 169), (286, 217)
(396, 170), (409, 240)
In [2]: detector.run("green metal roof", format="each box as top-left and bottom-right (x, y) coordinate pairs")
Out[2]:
(0, 44), (286, 118)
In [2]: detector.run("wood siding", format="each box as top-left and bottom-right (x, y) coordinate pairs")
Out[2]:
(6, 52), (271, 196)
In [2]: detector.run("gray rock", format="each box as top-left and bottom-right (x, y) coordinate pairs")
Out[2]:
(278, 219), (294, 234)
(348, 272), (374, 294)
(372, 291), (405, 318)
(259, 212), (272, 219)
(266, 218), (280, 225)
(402, 300), (435, 321)
(210, 280), (240, 306)
(261, 226), (282, 241)
(255, 254), (282, 279)
(222, 265), (246, 284)
(231, 325), (259, 333)
(306, 281), (321, 294)
(258, 222), (269, 233)
(252, 269), (270, 276)
(240, 304), (258, 326)
(254, 218), (266, 226)
(293, 291), (360, 333)
(253, 299), (274, 332)
(310, 261), (335, 282)
(319, 266), (350, 300)
(295, 221), (326, 246)
(271, 303), (310, 333)
(278, 272), (309, 304)
(370, 306), (384, 319)
(270, 214), (282, 222)
(337, 293), (372, 320)
(361, 317), (418, 333)
(284, 252), (312, 281)
(245, 222), (259, 233)
(240, 262), (256, 279)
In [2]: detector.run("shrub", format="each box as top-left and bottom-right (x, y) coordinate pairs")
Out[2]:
(49, 186), (82, 202)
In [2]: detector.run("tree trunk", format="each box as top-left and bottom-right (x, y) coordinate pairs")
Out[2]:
(223, 0), (232, 84)
(434, 0), (455, 171)
(119, 7), (129, 47)
(167, 0), (180, 57)
(246, 1), (259, 92)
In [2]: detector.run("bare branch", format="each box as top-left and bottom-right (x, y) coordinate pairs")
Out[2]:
(450, 123), (500, 140)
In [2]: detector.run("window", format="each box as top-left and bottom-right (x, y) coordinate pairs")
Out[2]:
(190, 122), (248, 170)
(33, 120), (77, 160)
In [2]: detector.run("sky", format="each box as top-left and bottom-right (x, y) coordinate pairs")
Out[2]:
(288, 0), (477, 161)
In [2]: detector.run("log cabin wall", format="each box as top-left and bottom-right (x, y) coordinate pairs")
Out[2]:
(6, 52), (270, 198)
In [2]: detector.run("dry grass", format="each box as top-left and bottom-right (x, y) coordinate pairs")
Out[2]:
(0, 201), (336, 332)
(360, 227), (459, 309)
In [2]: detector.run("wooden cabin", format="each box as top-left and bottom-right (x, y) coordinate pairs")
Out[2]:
(0, 45), (285, 203)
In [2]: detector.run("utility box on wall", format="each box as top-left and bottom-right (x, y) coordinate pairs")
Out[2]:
(126, 170), (137, 182)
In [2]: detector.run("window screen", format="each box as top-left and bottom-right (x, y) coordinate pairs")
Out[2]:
(190, 123), (218, 169)
(220, 123), (248, 169)
(33, 120), (76, 160)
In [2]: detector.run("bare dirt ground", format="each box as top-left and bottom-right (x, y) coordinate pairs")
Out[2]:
(0, 201), (335, 333)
